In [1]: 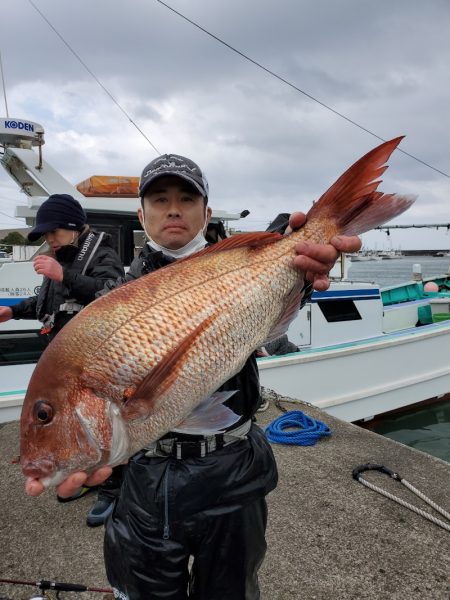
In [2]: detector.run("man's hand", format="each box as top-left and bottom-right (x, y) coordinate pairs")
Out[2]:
(0, 306), (13, 323)
(288, 212), (361, 291)
(33, 256), (64, 282)
(25, 466), (113, 497)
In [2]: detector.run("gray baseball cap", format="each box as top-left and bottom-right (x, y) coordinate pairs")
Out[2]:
(139, 154), (209, 199)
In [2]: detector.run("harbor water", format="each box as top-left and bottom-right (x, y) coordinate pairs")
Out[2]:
(348, 254), (450, 464)
(347, 254), (450, 287)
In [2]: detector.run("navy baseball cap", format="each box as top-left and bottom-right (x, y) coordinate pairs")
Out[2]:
(27, 194), (87, 242)
(139, 154), (209, 200)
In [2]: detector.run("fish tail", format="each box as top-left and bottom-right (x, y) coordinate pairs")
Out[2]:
(305, 137), (416, 236)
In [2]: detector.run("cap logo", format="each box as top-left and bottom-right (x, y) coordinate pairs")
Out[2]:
(142, 159), (198, 179)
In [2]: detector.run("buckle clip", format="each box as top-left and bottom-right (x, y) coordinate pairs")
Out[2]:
(199, 440), (206, 457)
(174, 439), (207, 459)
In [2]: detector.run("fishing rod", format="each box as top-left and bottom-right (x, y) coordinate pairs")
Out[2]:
(0, 578), (112, 598)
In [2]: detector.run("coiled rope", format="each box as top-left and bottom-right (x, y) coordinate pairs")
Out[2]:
(353, 464), (450, 532)
(265, 410), (331, 446)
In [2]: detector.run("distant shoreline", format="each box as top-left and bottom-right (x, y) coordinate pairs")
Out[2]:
(358, 250), (449, 256)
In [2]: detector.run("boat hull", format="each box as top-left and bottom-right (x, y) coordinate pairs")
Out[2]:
(258, 321), (450, 422)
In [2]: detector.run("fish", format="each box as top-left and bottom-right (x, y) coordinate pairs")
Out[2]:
(20, 136), (415, 488)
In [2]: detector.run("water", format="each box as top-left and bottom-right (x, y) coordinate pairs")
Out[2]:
(369, 401), (450, 463)
(348, 255), (450, 464)
(348, 254), (450, 288)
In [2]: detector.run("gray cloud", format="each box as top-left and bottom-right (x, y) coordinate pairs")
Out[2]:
(0, 0), (449, 249)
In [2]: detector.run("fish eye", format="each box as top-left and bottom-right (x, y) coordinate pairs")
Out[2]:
(34, 401), (54, 424)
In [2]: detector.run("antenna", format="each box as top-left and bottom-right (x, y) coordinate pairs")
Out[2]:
(0, 50), (9, 118)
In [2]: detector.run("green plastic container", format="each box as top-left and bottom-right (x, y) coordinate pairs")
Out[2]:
(432, 313), (450, 323)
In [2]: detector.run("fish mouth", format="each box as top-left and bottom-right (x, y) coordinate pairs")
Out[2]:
(22, 459), (91, 489)
(22, 457), (55, 479)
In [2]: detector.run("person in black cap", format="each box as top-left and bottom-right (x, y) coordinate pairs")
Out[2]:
(29, 157), (361, 599)
(0, 193), (125, 339)
(1, 194), (124, 505)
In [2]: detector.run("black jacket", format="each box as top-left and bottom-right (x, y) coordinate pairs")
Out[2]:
(103, 220), (313, 597)
(12, 226), (124, 337)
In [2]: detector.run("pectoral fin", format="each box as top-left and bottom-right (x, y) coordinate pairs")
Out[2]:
(122, 315), (215, 421)
(172, 390), (240, 435)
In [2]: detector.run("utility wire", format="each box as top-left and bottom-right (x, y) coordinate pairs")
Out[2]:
(155, 0), (449, 179)
(27, 0), (161, 156)
(0, 209), (25, 223)
(0, 50), (9, 117)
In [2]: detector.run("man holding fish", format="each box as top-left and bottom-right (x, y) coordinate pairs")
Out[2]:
(21, 140), (414, 599)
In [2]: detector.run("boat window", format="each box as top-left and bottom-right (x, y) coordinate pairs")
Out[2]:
(86, 212), (142, 267)
(0, 331), (48, 365)
(317, 300), (362, 322)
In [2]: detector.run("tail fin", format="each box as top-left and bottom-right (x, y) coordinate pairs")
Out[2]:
(306, 137), (416, 236)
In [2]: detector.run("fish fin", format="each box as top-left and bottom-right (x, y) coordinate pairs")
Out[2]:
(122, 315), (215, 421)
(263, 283), (305, 343)
(177, 231), (283, 264)
(172, 390), (240, 434)
(305, 137), (416, 236)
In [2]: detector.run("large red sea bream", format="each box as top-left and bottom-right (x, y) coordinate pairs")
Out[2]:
(20, 137), (415, 488)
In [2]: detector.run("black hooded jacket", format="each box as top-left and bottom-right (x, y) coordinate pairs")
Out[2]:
(11, 226), (124, 337)
(101, 217), (313, 598)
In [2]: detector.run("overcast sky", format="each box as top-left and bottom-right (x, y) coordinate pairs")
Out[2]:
(1, 0), (449, 249)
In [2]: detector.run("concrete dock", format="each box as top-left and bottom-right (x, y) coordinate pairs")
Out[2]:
(1, 390), (449, 599)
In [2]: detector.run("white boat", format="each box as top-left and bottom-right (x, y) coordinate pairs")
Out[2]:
(378, 249), (404, 259)
(1, 117), (450, 425)
(349, 250), (382, 261)
(259, 276), (450, 422)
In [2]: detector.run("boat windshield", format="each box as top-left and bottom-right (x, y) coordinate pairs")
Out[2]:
(0, 330), (48, 365)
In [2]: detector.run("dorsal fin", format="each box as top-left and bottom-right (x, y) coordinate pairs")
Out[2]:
(177, 231), (283, 265)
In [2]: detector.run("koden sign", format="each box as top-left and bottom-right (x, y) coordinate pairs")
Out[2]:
(3, 120), (35, 132)
(0, 118), (44, 146)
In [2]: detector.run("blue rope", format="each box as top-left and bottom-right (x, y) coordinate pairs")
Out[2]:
(265, 410), (331, 446)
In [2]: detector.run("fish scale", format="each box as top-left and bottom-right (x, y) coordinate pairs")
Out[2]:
(82, 240), (294, 388)
(20, 136), (416, 487)
(109, 247), (300, 455)
(72, 239), (297, 454)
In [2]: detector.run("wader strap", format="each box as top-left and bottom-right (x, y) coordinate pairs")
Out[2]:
(41, 312), (55, 332)
(58, 301), (84, 314)
(78, 231), (105, 276)
(38, 231), (105, 330)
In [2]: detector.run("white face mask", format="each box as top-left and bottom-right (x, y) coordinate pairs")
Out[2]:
(142, 216), (208, 259)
